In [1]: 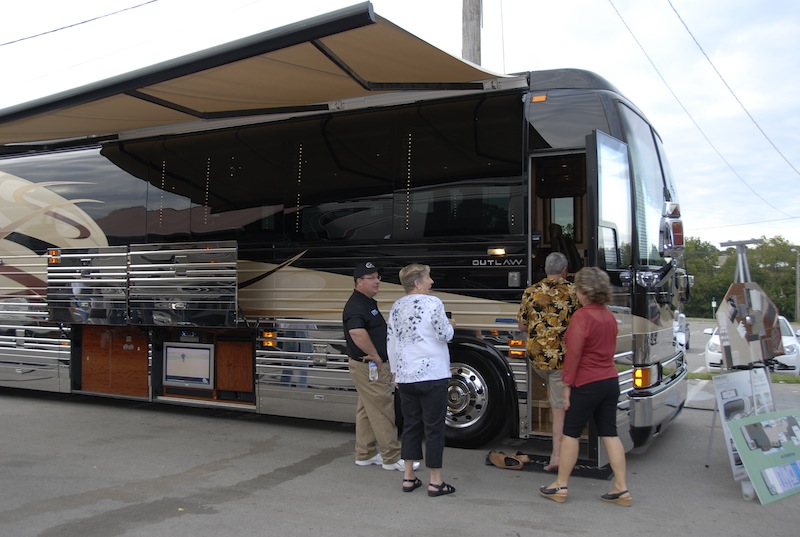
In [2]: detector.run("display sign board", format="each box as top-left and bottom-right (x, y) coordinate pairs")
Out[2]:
(713, 369), (775, 481)
(728, 409), (800, 504)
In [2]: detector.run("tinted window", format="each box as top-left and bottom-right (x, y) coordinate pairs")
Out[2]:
(595, 131), (632, 269)
(100, 93), (525, 244)
(526, 91), (611, 150)
(618, 104), (667, 267)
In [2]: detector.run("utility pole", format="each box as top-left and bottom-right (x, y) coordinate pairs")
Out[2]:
(792, 248), (799, 323)
(462, 0), (481, 65)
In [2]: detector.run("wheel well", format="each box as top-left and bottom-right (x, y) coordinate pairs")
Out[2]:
(445, 336), (518, 448)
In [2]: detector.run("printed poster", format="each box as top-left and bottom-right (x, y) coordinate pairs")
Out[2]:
(712, 369), (775, 481)
(728, 409), (800, 504)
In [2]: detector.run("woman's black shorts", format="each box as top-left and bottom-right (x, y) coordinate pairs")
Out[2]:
(563, 377), (620, 438)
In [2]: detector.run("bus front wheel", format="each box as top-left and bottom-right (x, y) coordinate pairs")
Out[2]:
(445, 351), (508, 449)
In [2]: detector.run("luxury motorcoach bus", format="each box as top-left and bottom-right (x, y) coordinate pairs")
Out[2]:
(0, 3), (688, 469)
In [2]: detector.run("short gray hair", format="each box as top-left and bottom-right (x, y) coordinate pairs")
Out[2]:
(544, 252), (568, 276)
(398, 263), (430, 292)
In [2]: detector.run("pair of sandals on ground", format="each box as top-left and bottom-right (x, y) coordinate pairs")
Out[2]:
(485, 450), (541, 470)
(402, 478), (455, 496)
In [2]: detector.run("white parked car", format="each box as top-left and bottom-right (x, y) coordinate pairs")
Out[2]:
(673, 313), (690, 350)
(704, 316), (800, 375)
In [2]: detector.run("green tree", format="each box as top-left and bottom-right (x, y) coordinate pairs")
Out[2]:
(683, 237), (733, 318)
(748, 236), (797, 321)
(683, 235), (799, 320)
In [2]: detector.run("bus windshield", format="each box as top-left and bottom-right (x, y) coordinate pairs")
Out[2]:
(619, 103), (669, 267)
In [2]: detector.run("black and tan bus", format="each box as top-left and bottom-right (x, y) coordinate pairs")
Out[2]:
(0, 3), (689, 469)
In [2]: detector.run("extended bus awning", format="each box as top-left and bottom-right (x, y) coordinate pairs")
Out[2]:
(0, 2), (509, 150)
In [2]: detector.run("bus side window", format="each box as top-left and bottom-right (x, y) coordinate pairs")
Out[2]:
(549, 223), (582, 273)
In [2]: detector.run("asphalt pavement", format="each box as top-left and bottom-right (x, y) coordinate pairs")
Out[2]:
(1, 364), (799, 537)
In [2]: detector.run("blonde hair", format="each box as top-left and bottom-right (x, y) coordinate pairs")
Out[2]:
(398, 263), (430, 292)
(574, 267), (612, 305)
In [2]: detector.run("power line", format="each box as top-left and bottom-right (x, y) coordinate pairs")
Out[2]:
(607, 0), (795, 219)
(667, 0), (800, 180)
(0, 0), (159, 48)
(693, 214), (800, 232)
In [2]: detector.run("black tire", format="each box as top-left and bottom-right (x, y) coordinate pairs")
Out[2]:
(445, 349), (509, 449)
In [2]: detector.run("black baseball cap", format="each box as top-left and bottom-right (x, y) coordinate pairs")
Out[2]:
(354, 261), (381, 279)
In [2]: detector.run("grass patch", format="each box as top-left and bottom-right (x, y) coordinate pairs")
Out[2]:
(688, 372), (800, 384)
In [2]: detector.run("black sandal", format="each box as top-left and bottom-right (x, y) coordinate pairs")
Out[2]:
(539, 485), (568, 503)
(428, 482), (456, 497)
(600, 489), (632, 507)
(402, 477), (422, 492)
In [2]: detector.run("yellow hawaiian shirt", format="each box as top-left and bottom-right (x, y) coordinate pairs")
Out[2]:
(516, 277), (579, 370)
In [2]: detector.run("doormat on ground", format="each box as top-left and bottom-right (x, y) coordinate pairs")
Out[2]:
(484, 450), (613, 480)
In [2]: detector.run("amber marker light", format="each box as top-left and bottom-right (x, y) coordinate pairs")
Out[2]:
(509, 339), (526, 358)
(633, 365), (659, 388)
(261, 330), (277, 348)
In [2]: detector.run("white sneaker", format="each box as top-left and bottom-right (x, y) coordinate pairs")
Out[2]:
(382, 459), (421, 471)
(355, 453), (383, 467)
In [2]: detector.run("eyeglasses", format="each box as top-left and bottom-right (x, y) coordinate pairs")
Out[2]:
(360, 275), (381, 281)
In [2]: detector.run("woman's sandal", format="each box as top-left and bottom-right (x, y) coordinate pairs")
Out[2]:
(600, 490), (632, 507)
(485, 450), (524, 470)
(514, 451), (531, 463)
(402, 477), (422, 493)
(428, 482), (456, 497)
(539, 485), (568, 503)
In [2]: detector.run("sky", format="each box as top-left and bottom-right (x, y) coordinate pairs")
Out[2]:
(1, 0), (799, 250)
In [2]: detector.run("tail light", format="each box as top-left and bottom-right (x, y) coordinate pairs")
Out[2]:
(671, 221), (684, 248)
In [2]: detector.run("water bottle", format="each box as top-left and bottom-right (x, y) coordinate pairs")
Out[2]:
(368, 361), (378, 381)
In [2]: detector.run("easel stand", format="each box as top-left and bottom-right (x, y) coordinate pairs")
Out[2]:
(705, 239), (775, 501)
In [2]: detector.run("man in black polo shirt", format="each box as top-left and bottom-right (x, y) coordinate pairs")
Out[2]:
(343, 261), (417, 472)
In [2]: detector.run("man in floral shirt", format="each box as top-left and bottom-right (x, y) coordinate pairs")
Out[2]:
(517, 252), (579, 471)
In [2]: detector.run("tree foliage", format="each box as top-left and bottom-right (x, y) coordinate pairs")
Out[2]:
(683, 236), (799, 320)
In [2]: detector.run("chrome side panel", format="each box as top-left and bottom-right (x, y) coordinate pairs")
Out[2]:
(255, 319), (358, 424)
(0, 245), (70, 393)
(129, 242), (238, 327)
(0, 326), (71, 393)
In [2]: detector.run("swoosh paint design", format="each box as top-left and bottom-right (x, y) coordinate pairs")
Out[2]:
(0, 172), (109, 303)
(238, 250), (308, 289)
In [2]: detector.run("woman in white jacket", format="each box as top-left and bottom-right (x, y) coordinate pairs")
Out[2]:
(387, 263), (456, 497)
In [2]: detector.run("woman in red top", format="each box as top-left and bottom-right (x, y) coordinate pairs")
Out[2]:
(539, 267), (632, 507)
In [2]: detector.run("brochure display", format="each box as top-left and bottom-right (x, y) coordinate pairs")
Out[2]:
(706, 241), (800, 503)
(727, 409), (800, 504)
(712, 369), (775, 482)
